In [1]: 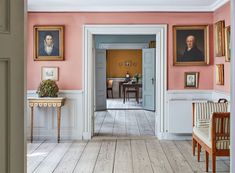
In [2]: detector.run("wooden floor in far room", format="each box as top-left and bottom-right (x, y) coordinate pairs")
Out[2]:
(94, 110), (155, 137)
(107, 98), (143, 109)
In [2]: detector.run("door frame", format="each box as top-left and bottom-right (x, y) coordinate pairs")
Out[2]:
(83, 24), (167, 139)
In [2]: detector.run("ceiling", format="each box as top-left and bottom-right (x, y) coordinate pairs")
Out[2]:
(27, 0), (229, 12)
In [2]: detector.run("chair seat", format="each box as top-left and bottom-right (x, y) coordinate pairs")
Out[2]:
(193, 127), (211, 148)
(193, 127), (230, 150)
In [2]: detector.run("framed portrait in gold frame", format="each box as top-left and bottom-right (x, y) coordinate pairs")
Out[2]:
(184, 72), (199, 88)
(225, 26), (231, 62)
(173, 25), (209, 66)
(216, 64), (224, 85)
(214, 20), (225, 57)
(34, 25), (64, 61)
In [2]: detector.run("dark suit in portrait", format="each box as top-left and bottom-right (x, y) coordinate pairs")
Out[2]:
(180, 46), (204, 62)
(39, 46), (59, 56)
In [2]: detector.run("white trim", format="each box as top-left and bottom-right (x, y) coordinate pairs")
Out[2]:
(27, 90), (84, 94)
(84, 24), (168, 140)
(230, 0), (234, 172)
(27, 0), (229, 12)
(210, 0), (230, 11)
(98, 43), (149, 50)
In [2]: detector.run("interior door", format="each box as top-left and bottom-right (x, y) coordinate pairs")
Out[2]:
(142, 48), (155, 111)
(95, 49), (107, 111)
(0, 0), (25, 172)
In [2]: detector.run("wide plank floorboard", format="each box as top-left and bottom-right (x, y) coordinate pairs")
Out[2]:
(73, 141), (102, 173)
(93, 140), (116, 173)
(160, 140), (194, 173)
(33, 143), (71, 173)
(53, 142), (87, 173)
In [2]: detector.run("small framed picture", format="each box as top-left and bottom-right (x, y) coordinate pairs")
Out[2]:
(225, 26), (231, 62)
(34, 25), (64, 61)
(41, 67), (59, 81)
(173, 25), (209, 66)
(216, 64), (224, 85)
(184, 72), (199, 88)
(214, 21), (225, 57)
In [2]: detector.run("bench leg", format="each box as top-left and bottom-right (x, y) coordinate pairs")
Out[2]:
(197, 143), (201, 162)
(192, 138), (196, 156)
(205, 151), (209, 172)
(212, 154), (216, 173)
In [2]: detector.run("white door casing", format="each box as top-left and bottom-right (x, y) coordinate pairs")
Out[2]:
(0, 0), (25, 172)
(83, 25), (167, 139)
(95, 49), (107, 111)
(142, 48), (155, 111)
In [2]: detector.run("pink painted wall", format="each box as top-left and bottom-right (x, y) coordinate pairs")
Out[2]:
(213, 2), (231, 93)
(27, 12), (215, 90)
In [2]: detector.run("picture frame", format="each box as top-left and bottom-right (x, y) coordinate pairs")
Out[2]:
(184, 72), (199, 88)
(225, 26), (231, 62)
(216, 64), (224, 85)
(173, 25), (209, 66)
(41, 67), (59, 81)
(34, 25), (64, 61)
(214, 20), (225, 57)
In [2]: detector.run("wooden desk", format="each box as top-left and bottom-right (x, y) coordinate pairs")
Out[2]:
(122, 83), (142, 103)
(28, 97), (66, 143)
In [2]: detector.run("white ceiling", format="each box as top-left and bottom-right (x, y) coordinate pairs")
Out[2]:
(27, 0), (229, 12)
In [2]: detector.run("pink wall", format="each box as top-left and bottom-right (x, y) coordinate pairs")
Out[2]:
(213, 2), (231, 93)
(27, 12), (215, 90)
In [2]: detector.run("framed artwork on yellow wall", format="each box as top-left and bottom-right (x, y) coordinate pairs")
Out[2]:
(34, 25), (64, 61)
(214, 20), (225, 57)
(173, 25), (209, 66)
(216, 64), (224, 85)
(225, 26), (231, 62)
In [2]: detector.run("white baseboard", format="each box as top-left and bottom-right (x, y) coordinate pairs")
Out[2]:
(157, 132), (192, 140)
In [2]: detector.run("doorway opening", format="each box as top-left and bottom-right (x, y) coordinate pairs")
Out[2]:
(93, 34), (157, 137)
(83, 25), (167, 139)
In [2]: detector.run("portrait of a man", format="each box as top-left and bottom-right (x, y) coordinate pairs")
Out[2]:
(173, 25), (209, 66)
(34, 25), (64, 61)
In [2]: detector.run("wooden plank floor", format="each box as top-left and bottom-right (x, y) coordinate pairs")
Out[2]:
(27, 110), (230, 173)
(107, 98), (143, 109)
(95, 110), (155, 137)
(27, 139), (230, 173)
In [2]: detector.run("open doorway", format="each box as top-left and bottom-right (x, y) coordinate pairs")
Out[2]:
(93, 34), (157, 137)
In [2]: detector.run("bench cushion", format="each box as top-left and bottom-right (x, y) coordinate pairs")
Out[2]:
(193, 127), (230, 150)
(194, 102), (228, 128)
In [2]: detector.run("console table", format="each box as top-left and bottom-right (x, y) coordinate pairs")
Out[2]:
(28, 97), (66, 143)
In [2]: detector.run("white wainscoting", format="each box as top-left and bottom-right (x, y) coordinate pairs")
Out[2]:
(27, 90), (84, 141)
(163, 90), (230, 140)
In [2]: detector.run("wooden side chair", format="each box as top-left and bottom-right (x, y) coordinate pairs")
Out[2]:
(126, 87), (139, 103)
(192, 102), (230, 173)
(107, 80), (113, 98)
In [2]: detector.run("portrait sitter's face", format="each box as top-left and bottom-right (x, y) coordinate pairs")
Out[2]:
(45, 35), (54, 47)
(186, 35), (195, 49)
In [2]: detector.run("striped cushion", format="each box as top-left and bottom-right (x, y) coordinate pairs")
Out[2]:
(194, 102), (228, 128)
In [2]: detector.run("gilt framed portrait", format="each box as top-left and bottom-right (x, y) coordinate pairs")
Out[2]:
(214, 21), (225, 57)
(173, 25), (209, 66)
(216, 64), (224, 85)
(34, 25), (64, 61)
(225, 26), (231, 62)
(184, 72), (199, 88)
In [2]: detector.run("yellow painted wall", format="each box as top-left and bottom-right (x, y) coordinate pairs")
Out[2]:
(106, 50), (142, 78)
